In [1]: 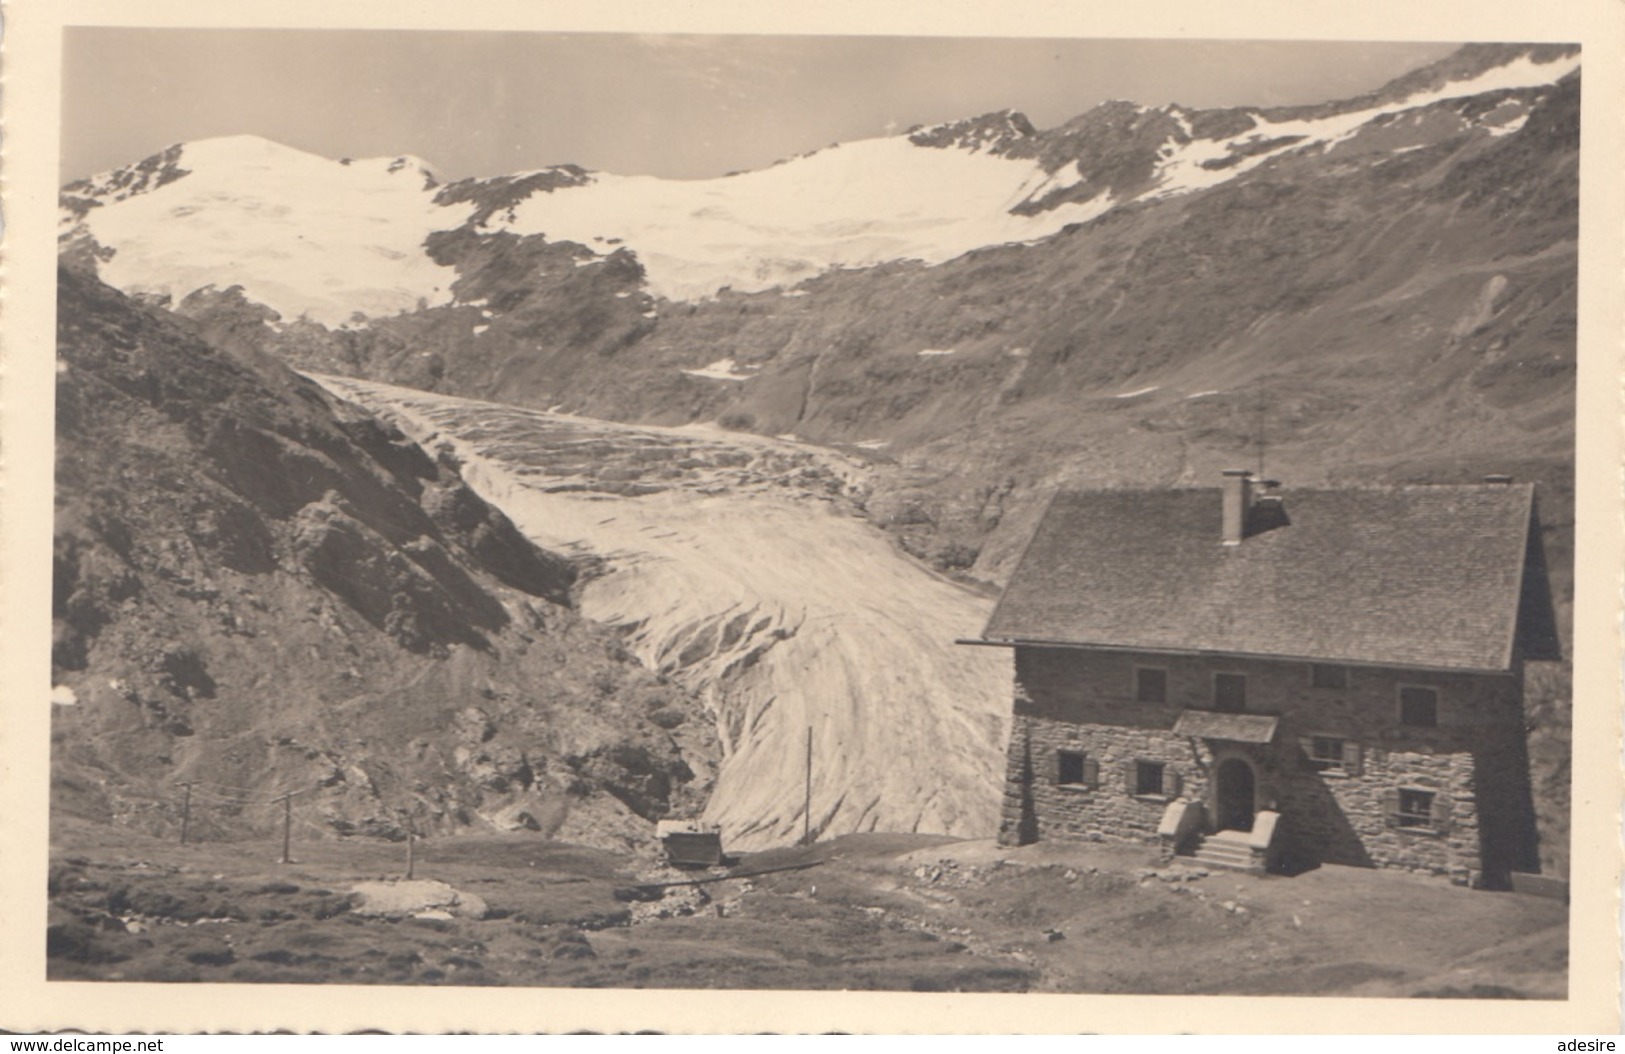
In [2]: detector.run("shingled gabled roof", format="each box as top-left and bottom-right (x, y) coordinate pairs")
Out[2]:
(980, 482), (1537, 672)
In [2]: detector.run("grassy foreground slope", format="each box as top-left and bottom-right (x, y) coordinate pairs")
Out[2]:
(48, 823), (1565, 997)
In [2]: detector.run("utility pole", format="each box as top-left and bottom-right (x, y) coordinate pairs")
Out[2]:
(803, 726), (813, 847)
(278, 792), (295, 865)
(176, 781), (194, 846)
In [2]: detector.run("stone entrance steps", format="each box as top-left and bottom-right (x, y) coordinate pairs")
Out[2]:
(1183, 829), (1260, 872)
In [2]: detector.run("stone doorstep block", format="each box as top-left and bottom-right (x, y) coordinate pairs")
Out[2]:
(1510, 871), (1568, 901)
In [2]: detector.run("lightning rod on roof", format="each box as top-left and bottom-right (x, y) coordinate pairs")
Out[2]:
(1254, 385), (1266, 481)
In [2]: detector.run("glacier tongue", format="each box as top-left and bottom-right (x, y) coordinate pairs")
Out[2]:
(313, 376), (1012, 850)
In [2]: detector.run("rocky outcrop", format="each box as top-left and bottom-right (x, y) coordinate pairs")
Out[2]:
(349, 880), (488, 920)
(908, 110), (1037, 154)
(60, 142), (190, 220)
(431, 165), (593, 227)
(52, 267), (718, 848)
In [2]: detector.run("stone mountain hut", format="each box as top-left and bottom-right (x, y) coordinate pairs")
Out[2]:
(967, 470), (1558, 888)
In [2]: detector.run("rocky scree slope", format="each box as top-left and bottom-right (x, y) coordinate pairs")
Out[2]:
(52, 267), (718, 849)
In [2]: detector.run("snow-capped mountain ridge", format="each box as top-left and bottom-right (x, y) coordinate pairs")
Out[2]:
(63, 135), (466, 325)
(1140, 48), (1579, 198)
(62, 43), (1578, 321)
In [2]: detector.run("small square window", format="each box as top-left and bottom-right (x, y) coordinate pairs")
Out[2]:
(1213, 673), (1246, 712)
(1135, 667), (1167, 704)
(1056, 751), (1098, 789)
(1397, 788), (1435, 828)
(1135, 760), (1165, 797)
(1311, 664), (1349, 689)
(1302, 735), (1362, 776)
(1308, 736), (1344, 771)
(1400, 686), (1438, 727)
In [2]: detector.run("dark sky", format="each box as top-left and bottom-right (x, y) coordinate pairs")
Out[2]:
(62, 30), (1460, 182)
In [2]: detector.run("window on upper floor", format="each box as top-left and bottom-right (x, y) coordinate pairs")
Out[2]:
(1307, 735), (1343, 770)
(1213, 673), (1247, 712)
(1399, 685), (1439, 728)
(1310, 663), (1349, 689)
(1301, 735), (1363, 776)
(1135, 667), (1168, 704)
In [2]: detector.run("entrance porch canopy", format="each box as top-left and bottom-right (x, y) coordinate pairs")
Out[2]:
(1172, 709), (1280, 744)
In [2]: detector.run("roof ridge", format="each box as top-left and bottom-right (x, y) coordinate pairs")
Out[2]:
(982, 480), (1537, 670)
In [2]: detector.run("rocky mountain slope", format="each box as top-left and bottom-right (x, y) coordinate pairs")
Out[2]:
(309, 376), (1011, 850)
(52, 266), (718, 849)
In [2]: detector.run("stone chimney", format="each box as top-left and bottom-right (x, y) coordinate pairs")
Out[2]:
(1222, 469), (1253, 546)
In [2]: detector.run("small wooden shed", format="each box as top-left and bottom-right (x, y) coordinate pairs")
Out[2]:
(656, 819), (725, 868)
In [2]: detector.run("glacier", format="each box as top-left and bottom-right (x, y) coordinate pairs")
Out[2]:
(312, 375), (1013, 850)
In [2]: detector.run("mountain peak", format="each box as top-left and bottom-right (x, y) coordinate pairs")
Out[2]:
(62, 132), (461, 326)
(180, 136), (441, 185)
(909, 109), (1037, 155)
(67, 136), (443, 207)
(61, 145), (190, 221)
(171, 134), (348, 175)
(1381, 42), (1580, 102)
(354, 152), (441, 189)
(182, 132), (312, 155)
(61, 136), (313, 218)
(1243, 42), (1581, 129)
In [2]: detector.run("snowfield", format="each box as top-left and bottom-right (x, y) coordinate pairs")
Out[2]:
(73, 136), (464, 326)
(680, 358), (757, 381)
(312, 376), (1012, 851)
(63, 48), (1578, 322)
(1148, 52), (1580, 197)
(491, 135), (1118, 301)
